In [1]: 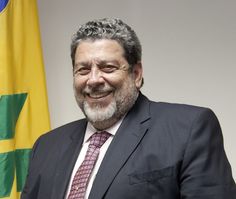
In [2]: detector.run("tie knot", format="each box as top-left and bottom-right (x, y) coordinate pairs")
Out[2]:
(89, 131), (111, 148)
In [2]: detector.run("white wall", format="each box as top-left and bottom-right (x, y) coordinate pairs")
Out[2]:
(37, 0), (236, 179)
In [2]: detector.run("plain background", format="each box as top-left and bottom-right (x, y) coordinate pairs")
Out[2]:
(37, 0), (235, 179)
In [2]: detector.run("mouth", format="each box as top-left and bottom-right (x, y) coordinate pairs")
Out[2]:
(86, 91), (112, 99)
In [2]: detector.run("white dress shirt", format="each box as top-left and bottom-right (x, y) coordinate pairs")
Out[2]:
(65, 118), (124, 199)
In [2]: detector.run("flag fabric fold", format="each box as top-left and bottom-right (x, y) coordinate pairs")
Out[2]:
(0, 0), (50, 198)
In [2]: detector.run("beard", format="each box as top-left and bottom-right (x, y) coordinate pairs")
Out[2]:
(83, 99), (117, 123)
(74, 75), (139, 129)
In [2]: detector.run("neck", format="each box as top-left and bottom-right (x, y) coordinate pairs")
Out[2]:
(89, 114), (122, 130)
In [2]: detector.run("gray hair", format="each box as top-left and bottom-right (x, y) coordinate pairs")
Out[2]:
(70, 18), (142, 69)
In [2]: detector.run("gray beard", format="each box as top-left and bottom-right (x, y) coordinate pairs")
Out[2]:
(83, 99), (117, 123)
(74, 76), (139, 130)
(81, 89), (139, 130)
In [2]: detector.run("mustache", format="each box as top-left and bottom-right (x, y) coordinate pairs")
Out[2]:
(82, 86), (114, 95)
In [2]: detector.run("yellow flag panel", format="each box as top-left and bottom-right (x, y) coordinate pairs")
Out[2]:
(0, 0), (50, 198)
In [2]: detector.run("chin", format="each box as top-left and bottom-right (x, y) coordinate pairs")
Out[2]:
(83, 100), (117, 123)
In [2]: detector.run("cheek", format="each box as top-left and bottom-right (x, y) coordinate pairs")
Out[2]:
(105, 73), (130, 88)
(73, 84), (83, 97)
(73, 77), (86, 90)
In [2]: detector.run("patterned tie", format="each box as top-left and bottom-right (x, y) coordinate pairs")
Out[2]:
(67, 131), (111, 199)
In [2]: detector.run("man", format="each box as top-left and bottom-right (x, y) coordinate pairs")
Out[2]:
(21, 18), (236, 199)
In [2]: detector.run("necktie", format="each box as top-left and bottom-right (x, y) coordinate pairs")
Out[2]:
(67, 131), (111, 199)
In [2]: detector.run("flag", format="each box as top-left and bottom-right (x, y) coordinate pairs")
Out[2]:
(0, 0), (50, 198)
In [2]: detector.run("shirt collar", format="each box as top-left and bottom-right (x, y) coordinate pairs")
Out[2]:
(83, 117), (125, 144)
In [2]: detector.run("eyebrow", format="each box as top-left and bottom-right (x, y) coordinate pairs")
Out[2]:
(74, 61), (91, 68)
(75, 59), (120, 68)
(96, 60), (120, 66)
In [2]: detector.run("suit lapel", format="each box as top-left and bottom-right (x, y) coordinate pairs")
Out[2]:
(89, 94), (151, 199)
(51, 120), (87, 199)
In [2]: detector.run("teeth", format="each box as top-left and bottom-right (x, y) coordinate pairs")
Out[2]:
(89, 92), (110, 99)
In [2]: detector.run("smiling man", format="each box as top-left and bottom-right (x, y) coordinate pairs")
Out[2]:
(21, 18), (236, 199)
(73, 39), (142, 130)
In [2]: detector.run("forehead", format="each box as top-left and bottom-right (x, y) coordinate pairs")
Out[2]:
(75, 39), (125, 60)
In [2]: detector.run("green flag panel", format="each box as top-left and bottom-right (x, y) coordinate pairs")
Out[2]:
(0, 149), (31, 198)
(0, 152), (14, 197)
(15, 149), (31, 191)
(0, 93), (28, 140)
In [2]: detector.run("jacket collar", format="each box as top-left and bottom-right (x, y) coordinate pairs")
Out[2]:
(51, 93), (151, 199)
(88, 93), (151, 199)
(51, 119), (87, 199)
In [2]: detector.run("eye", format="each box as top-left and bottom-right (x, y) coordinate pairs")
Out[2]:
(100, 64), (118, 73)
(74, 67), (91, 76)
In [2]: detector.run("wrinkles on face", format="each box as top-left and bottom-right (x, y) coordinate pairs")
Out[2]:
(73, 39), (141, 130)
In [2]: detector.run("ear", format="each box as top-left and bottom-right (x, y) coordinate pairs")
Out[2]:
(132, 62), (143, 89)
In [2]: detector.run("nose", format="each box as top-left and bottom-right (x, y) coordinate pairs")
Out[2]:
(86, 66), (104, 87)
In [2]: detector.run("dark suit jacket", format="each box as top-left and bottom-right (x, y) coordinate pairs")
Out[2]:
(21, 93), (236, 199)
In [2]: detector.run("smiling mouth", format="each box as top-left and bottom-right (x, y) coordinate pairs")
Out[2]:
(87, 91), (112, 99)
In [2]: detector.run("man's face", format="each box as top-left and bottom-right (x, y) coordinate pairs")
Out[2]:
(73, 39), (142, 129)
